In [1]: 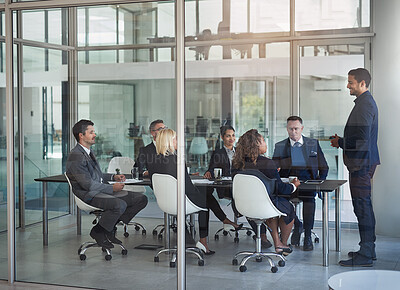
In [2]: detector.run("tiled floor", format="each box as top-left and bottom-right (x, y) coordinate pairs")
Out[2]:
(0, 211), (399, 290)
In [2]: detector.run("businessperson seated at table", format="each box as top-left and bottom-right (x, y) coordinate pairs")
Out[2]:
(147, 128), (217, 255)
(134, 119), (167, 178)
(232, 129), (300, 255)
(66, 119), (148, 249)
(273, 116), (329, 251)
(203, 125), (242, 230)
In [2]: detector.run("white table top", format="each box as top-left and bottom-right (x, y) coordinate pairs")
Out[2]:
(328, 270), (400, 290)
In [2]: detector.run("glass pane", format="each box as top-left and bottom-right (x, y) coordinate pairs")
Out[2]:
(299, 43), (365, 223)
(296, 0), (370, 31)
(22, 9), (68, 45)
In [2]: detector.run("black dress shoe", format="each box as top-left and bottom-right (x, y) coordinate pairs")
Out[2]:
(339, 254), (373, 267)
(290, 223), (303, 246)
(105, 227), (123, 245)
(90, 227), (114, 249)
(348, 251), (377, 261)
(303, 235), (314, 251)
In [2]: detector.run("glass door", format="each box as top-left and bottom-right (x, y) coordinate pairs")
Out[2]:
(296, 38), (370, 223)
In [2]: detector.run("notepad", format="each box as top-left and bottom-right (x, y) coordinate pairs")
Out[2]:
(305, 180), (324, 184)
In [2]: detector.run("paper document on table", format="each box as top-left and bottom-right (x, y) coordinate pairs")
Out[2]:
(192, 179), (215, 185)
(109, 179), (142, 184)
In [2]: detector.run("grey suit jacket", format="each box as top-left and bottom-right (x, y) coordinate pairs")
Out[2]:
(66, 144), (114, 203)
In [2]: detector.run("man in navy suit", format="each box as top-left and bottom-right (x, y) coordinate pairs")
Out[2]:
(273, 116), (329, 251)
(66, 120), (148, 249)
(331, 68), (380, 267)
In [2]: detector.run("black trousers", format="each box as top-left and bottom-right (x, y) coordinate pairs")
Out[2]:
(349, 165), (377, 259)
(294, 191), (316, 236)
(90, 190), (148, 232)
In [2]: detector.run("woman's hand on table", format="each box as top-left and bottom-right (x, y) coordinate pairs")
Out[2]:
(203, 171), (211, 179)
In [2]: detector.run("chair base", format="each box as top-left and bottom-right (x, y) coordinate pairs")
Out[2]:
(122, 221), (147, 237)
(154, 247), (204, 267)
(214, 215), (255, 242)
(78, 241), (128, 261)
(232, 220), (286, 273)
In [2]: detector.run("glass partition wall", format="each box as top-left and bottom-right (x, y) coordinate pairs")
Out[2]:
(0, 0), (373, 288)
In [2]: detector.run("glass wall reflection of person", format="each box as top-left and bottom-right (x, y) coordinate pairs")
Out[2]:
(232, 129), (300, 255)
(147, 128), (218, 255)
(203, 125), (242, 230)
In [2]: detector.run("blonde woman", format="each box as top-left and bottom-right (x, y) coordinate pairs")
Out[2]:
(147, 129), (214, 254)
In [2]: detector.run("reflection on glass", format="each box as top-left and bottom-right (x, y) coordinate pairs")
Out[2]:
(296, 0), (370, 31)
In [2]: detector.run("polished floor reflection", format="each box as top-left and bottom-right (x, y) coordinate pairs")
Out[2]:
(1, 205), (398, 290)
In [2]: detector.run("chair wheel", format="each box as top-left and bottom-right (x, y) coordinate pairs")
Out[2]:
(170, 261), (176, 268)
(278, 260), (285, 267)
(79, 254), (86, 261)
(153, 230), (158, 236)
(214, 234), (219, 240)
(124, 232), (129, 237)
(271, 266), (278, 273)
(239, 265), (247, 272)
(315, 237), (319, 243)
(246, 230), (252, 236)
(122, 249), (128, 255)
(142, 230), (146, 235)
(154, 256), (159, 262)
(234, 237), (239, 243)
(232, 259), (238, 265)
(135, 226), (140, 231)
(256, 257), (262, 262)
(105, 255), (112, 261)
(198, 259), (204, 266)
(158, 234), (163, 240)
(223, 230), (228, 236)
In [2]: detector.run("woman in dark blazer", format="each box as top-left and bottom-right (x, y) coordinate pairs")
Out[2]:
(147, 129), (216, 254)
(232, 129), (300, 254)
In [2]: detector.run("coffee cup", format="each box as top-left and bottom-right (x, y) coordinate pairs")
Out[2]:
(214, 168), (222, 179)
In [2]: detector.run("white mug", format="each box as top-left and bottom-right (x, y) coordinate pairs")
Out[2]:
(214, 168), (222, 179)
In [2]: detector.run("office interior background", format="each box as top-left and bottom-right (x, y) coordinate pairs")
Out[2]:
(0, 0), (399, 288)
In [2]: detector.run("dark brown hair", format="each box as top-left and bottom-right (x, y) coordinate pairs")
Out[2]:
(232, 129), (262, 170)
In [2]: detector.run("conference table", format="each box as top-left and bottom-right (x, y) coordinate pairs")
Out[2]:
(34, 175), (345, 267)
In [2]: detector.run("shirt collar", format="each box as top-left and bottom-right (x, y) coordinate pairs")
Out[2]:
(289, 135), (304, 147)
(79, 143), (91, 156)
(223, 145), (235, 153)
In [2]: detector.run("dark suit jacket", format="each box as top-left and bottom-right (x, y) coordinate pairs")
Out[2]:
(206, 147), (232, 177)
(272, 136), (329, 181)
(66, 144), (114, 203)
(147, 154), (206, 208)
(338, 90), (380, 172)
(134, 142), (157, 174)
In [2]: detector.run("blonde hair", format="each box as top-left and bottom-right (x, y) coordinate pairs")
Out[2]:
(156, 128), (176, 156)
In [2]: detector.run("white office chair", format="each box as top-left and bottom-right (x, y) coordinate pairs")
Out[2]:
(64, 173), (128, 261)
(189, 137), (208, 170)
(152, 173), (206, 267)
(107, 156), (147, 236)
(232, 173), (286, 273)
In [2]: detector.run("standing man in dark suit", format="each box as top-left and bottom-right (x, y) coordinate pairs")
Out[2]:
(331, 68), (380, 267)
(273, 116), (329, 251)
(66, 120), (148, 249)
(134, 119), (167, 177)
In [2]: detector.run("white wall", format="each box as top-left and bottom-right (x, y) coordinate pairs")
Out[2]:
(372, 0), (400, 237)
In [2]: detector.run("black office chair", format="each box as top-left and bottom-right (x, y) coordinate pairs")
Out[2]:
(65, 173), (128, 261)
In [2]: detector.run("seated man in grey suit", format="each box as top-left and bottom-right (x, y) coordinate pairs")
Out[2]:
(66, 119), (148, 249)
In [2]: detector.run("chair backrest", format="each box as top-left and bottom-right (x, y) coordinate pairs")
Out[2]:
(189, 137), (208, 155)
(64, 172), (102, 213)
(152, 173), (207, 215)
(107, 156), (135, 174)
(233, 173), (286, 220)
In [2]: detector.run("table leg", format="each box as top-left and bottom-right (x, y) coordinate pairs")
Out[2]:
(164, 213), (170, 249)
(42, 182), (48, 246)
(77, 206), (81, 235)
(335, 187), (341, 252)
(323, 191), (329, 267)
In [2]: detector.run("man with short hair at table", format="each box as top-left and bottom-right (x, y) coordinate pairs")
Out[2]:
(273, 116), (329, 251)
(331, 68), (380, 267)
(66, 119), (148, 249)
(134, 119), (167, 177)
